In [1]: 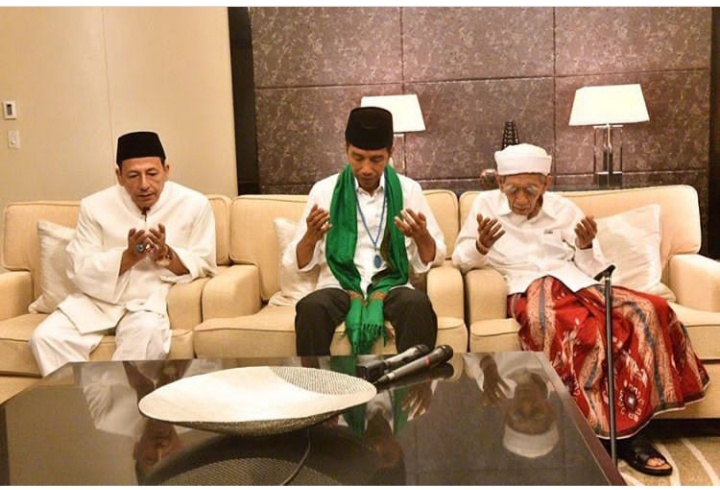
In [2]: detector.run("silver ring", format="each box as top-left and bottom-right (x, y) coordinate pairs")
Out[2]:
(136, 244), (145, 253)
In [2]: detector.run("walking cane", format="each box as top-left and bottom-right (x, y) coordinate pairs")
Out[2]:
(597, 264), (618, 465)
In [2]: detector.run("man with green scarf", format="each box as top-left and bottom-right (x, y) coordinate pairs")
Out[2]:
(286, 106), (446, 356)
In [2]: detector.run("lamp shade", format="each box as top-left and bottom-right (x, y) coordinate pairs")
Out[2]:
(360, 94), (426, 133)
(569, 84), (649, 126)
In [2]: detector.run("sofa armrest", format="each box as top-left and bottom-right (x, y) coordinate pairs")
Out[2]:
(167, 276), (211, 331)
(465, 268), (508, 323)
(201, 264), (262, 319)
(0, 271), (33, 321)
(669, 254), (720, 312)
(426, 263), (464, 319)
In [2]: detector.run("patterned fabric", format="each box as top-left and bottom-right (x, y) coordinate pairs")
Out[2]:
(509, 276), (709, 439)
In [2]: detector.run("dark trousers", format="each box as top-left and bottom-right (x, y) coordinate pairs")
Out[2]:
(295, 287), (438, 356)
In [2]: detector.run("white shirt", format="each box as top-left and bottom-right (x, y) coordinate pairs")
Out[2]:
(59, 181), (217, 333)
(283, 171), (446, 296)
(452, 190), (609, 294)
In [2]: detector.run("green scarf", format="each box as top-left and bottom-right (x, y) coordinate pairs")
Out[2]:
(326, 165), (409, 354)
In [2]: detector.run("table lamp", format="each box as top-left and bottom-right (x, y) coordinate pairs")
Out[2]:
(569, 84), (649, 189)
(360, 93), (425, 174)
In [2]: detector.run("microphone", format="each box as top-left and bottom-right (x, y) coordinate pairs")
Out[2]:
(594, 264), (616, 281)
(376, 362), (455, 392)
(356, 344), (430, 382)
(374, 345), (454, 385)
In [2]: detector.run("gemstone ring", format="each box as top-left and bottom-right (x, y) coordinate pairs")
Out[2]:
(136, 243), (145, 253)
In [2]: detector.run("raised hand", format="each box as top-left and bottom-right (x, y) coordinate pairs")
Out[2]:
(296, 204), (332, 269)
(394, 208), (436, 264)
(304, 204), (332, 244)
(475, 213), (505, 255)
(145, 223), (168, 261)
(401, 382), (434, 419)
(574, 216), (597, 250)
(127, 227), (149, 259)
(393, 208), (429, 241)
(121, 227), (152, 275)
(479, 356), (509, 407)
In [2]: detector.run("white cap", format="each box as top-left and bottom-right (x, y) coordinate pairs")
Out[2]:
(503, 422), (559, 459)
(494, 143), (552, 176)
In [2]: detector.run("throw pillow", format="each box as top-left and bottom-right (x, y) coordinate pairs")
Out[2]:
(595, 205), (676, 301)
(28, 220), (79, 314)
(268, 217), (318, 306)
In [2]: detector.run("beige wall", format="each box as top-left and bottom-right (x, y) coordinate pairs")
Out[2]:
(0, 7), (237, 250)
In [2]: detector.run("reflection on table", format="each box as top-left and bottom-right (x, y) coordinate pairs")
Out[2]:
(0, 353), (622, 485)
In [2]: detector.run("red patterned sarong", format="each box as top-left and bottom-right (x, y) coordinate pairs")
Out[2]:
(509, 276), (709, 438)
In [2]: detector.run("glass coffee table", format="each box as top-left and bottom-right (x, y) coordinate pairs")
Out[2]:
(0, 352), (624, 485)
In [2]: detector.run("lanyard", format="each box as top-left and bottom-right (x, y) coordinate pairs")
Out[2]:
(356, 187), (387, 268)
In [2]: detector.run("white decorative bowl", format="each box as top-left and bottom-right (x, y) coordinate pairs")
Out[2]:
(138, 366), (377, 436)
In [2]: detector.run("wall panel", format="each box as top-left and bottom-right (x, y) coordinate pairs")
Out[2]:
(250, 6), (712, 249)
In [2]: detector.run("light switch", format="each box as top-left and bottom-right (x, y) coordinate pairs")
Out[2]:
(8, 130), (20, 149)
(3, 101), (17, 120)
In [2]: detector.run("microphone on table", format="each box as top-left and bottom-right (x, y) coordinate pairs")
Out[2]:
(356, 344), (430, 382)
(374, 345), (454, 386)
(376, 361), (455, 392)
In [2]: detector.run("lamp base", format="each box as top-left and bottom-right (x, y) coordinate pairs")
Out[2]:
(593, 125), (624, 190)
(595, 170), (623, 190)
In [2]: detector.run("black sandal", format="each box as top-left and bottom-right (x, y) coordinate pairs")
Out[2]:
(617, 436), (673, 477)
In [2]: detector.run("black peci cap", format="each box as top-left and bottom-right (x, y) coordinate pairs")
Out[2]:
(116, 131), (166, 165)
(345, 107), (394, 150)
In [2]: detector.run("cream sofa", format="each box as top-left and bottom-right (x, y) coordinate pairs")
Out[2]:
(193, 190), (468, 358)
(3, 184), (717, 420)
(460, 185), (720, 418)
(0, 195), (232, 378)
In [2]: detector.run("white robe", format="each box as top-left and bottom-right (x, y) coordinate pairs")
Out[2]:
(59, 181), (217, 334)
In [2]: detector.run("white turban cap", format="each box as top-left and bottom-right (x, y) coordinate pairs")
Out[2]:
(503, 422), (559, 459)
(494, 143), (552, 176)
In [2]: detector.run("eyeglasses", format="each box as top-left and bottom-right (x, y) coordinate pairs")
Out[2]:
(501, 184), (542, 198)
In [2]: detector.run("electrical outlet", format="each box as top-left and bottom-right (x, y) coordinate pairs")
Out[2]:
(8, 130), (20, 149)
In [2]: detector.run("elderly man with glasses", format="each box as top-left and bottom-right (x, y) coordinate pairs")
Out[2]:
(452, 143), (708, 477)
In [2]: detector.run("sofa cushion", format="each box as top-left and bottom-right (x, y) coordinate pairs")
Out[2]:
(562, 186), (701, 270)
(231, 195), (308, 301)
(193, 307), (468, 359)
(595, 205), (675, 301)
(268, 218), (318, 307)
(668, 303), (720, 361)
(424, 189), (459, 256)
(469, 303), (720, 362)
(2, 201), (80, 299)
(469, 318), (522, 353)
(28, 221), (78, 314)
(0, 313), (194, 377)
(0, 313), (47, 376)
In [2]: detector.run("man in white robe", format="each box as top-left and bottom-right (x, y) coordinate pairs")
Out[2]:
(30, 131), (216, 376)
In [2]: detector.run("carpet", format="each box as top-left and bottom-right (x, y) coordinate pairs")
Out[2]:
(616, 419), (720, 486)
